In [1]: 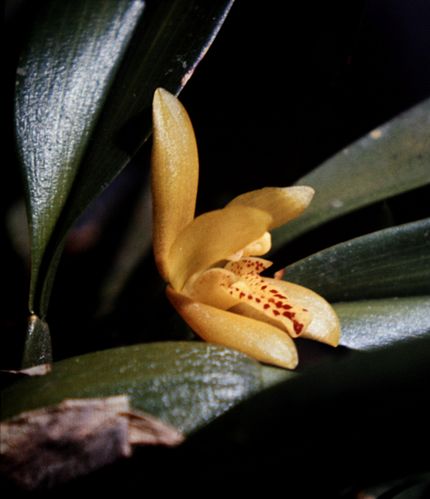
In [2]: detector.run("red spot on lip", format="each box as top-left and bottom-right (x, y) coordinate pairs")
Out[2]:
(283, 304), (292, 310)
(273, 310), (280, 316)
(239, 292), (245, 298)
(256, 298), (261, 303)
(274, 294), (286, 299)
(279, 312), (303, 335)
(283, 311), (295, 319)
(261, 285), (267, 290)
(293, 321), (304, 334)
(269, 289), (278, 294)
(247, 294), (253, 300)
(263, 304), (270, 309)
(275, 301), (284, 308)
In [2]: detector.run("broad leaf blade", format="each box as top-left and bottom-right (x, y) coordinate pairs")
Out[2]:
(177, 336), (430, 495)
(335, 296), (430, 350)
(18, 0), (235, 318)
(16, 0), (145, 314)
(282, 219), (430, 301)
(61, 0), (235, 227)
(0, 342), (287, 434)
(271, 99), (430, 251)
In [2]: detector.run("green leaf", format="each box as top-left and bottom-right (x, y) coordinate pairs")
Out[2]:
(16, 0), (145, 316)
(58, 0), (235, 233)
(282, 219), (430, 302)
(0, 342), (291, 434)
(16, 0), (234, 318)
(174, 336), (430, 495)
(61, 0), (235, 316)
(335, 296), (430, 350)
(271, 99), (430, 251)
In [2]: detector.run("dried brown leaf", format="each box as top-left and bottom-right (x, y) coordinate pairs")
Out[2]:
(0, 395), (184, 490)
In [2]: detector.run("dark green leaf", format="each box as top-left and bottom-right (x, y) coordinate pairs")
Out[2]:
(282, 219), (430, 301)
(70, 0), (235, 316)
(0, 342), (290, 434)
(16, 0), (145, 315)
(359, 475), (430, 499)
(16, 0), (234, 318)
(335, 296), (430, 350)
(172, 336), (430, 496)
(59, 0), (235, 231)
(271, 99), (430, 251)
(390, 480), (430, 499)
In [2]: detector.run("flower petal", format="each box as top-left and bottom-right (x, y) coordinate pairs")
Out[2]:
(227, 186), (315, 230)
(183, 268), (240, 310)
(168, 206), (272, 290)
(264, 278), (341, 346)
(151, 88), (199, 280)
(166, 286), (298, 369)
(242, 232), (272, 257)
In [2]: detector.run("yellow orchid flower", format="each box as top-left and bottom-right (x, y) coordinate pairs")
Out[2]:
(151, 88), (340, 369)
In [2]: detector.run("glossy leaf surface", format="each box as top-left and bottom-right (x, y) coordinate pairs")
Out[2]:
(335, 296), (430, 350)
(16, 0), (145, 314)
(59, 0), (235, 236)
(16, 0), (234, 317)
(175, 336), (430, 495)
(282, 219), (430, 302)
(271, 99), (430, 250)
(0, 342), (291, 434)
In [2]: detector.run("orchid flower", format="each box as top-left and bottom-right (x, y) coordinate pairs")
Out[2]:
(151, 88), (340, 369)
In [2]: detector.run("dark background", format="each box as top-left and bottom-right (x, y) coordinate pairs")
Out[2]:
(2, 0), (430, 368)
(182, 0), (430, 204)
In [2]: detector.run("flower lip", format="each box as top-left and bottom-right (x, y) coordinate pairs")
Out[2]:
(166, 285), (299, 369)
